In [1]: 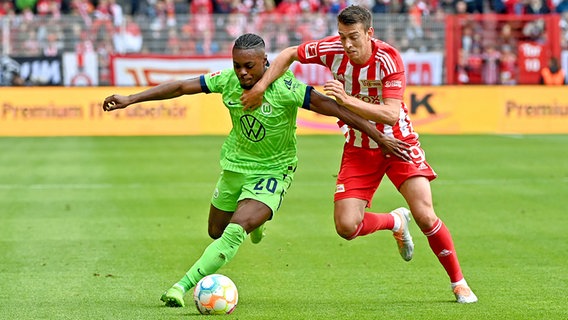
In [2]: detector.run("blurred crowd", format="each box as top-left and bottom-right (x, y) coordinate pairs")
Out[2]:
(1, 0), (567, 85)
(2, 0), (568, 55)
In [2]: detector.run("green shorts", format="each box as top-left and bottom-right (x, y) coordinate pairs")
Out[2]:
(211, 168), (295, 216)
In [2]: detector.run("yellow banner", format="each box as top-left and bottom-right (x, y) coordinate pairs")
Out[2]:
(0, 87), (231, 136)
(404, 86), (568, 134)
(0, 86), (566, 137)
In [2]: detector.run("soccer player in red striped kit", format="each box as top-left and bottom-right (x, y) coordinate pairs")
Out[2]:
(241, 5), (477, 303)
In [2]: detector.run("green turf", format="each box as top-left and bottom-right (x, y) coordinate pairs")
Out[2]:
(0, 134), (567, 319)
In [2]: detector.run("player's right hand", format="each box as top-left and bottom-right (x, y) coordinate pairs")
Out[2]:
(241, 87), (264, 111)
(102, 94), (130, 112)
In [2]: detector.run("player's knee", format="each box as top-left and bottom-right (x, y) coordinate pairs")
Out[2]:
(413, 209), (438, 230)
(208, 227), (223, 239)
(335, 223), (356, 240)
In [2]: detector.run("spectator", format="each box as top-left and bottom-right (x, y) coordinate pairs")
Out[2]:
(491, 0), (507, 12)
(150, 0), (176, 32)
(499, 22), (517, 49)
(109, 0), (124, 27)
(463, 0), (484, 12)
(190, 0), (213, 13)
(481, 43), (501, 84)
(70, 0), (94, 27)
(113, 15), (143, 53)
(0, 0), (15, 16)
(36, 0), (62, 19)
(91, 0), (115, 35)
(212, 0), (233, 13)
(438, 0), (458, 13)
(20, 6), (35, 22)
(320, 0), (348, 13)
(166, 27), (182, 54)
(461, 24), (474, 53)
(42, 31), (64, 56)
(74, 27), (95, 54)
(96, 33), (114, 85)
(540, 57), (566, 85)
(275, 0), (302, 14)
(499, 44), (517, 85)
(556, 0), (568, 11)
(523, 18), (546, 42)
(60, 0), (71, 13)
(560, 12), (568, 49)
(372, 0), (391, 13)
(454, 0), (468, 13)
(181, 3), (215, 54)
(466, 45), (483, 84)
(456, 49), (470, 84)
(300, 0), (321, 11)
(231, 0), (254, 13)
(22, 28), (42, 56)
(129, 0), (141, 15)
(525, 0), (551, 13)
(407, 0), (429, 41)
(502, 0), (521, 13)
(225, 13), (247, 40)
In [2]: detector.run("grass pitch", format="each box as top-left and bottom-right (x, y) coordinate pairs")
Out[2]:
(0, 134), (566, 319)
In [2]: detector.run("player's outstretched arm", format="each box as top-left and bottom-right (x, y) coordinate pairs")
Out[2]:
(323, 79), (399, 126)
(102, 78), (203, 112)
(308, 89), (411, 161)
(241, 46), (299, 111)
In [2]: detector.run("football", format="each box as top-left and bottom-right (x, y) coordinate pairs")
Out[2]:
(193, 274), (238, 315)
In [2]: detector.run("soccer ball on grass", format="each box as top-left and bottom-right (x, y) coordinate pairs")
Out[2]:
(193, 274), (238, 315)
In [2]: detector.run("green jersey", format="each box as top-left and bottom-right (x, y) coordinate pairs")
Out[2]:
(201, 69), (311, 174)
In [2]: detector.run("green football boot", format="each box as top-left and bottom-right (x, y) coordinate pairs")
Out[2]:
(250, 224), (266, 244)
(160, 285), (185, 307)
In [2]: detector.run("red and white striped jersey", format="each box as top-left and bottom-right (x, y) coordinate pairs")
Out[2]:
(297, 35), (419, 149)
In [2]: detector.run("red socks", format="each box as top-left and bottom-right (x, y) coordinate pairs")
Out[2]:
(348, 213), (464, 283)
(348, 212), (394, 240)
(423, 218), (464, 282)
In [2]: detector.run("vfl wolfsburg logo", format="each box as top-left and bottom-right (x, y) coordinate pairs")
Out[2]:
(260, 103), (272, 115)
(240, 114), (266, 142)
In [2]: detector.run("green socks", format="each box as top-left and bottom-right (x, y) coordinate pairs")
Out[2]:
(176, 223), (246, 292)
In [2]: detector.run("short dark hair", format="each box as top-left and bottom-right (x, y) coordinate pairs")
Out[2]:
(338, 5), (372, 30)
(233, 33), (265, 51)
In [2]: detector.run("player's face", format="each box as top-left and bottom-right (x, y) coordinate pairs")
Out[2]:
(338, 22), (374, 65)
(232, 48), (267, 90)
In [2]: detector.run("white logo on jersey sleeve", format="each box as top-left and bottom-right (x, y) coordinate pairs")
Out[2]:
(305, 43), (318, 59)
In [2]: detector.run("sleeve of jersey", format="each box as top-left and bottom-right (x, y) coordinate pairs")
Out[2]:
(301, 86), (313, 110)
(297, 40), (326, 65)
(201, 69), (230, 94)
(276, 70), (311, 109)
(381, 71), (405, 100)
(199, 75), (211, 93)
(380, 48), (406, 100)
(290, 74), (311, 109)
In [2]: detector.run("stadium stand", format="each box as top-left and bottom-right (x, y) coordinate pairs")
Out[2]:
(0, 0), (566, 85)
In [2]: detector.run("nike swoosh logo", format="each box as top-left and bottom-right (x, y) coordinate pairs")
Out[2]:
(197, 268), (206, 276)
(228, 101), (239, 106)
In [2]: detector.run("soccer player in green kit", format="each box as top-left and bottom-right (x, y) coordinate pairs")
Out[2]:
(102, 33), (411, 308)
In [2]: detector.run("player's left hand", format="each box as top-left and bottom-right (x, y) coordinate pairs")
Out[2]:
(323, 80), (351, 106)
(379, 137), (412, 162)
(241, 86), (264, 111)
